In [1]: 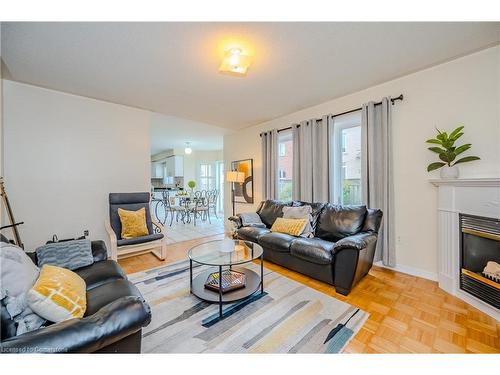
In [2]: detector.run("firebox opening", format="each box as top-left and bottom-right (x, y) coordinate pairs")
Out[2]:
(459, 213), (500, 310)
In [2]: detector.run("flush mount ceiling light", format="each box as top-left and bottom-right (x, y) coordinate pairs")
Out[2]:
(219, 48), (251, 76)
(184, 142), (192, 155)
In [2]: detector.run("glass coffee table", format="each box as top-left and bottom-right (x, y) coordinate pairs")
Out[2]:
(188, 239), (264, 318)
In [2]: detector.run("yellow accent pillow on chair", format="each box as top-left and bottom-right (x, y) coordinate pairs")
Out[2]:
(27, 264), (86, 322)
(118, 207), (149, 239)
(271, 217), (308, 236)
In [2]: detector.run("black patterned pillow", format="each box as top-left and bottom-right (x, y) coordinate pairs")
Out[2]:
(36, 239), (94, 270)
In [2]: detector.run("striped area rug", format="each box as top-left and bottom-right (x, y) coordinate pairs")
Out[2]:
(129, 260), (368, 353)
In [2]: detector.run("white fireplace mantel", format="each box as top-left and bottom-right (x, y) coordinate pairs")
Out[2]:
(430, 177), (500, 320)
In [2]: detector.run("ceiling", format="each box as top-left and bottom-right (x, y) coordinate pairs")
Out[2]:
(2, 22), (499, 130)
(150, 112), (227, 154)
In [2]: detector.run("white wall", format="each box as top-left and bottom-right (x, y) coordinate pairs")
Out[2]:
(224, 46), (500, 278)
(3, 81), (152, 250)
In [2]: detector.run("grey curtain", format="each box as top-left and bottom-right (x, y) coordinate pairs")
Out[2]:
(361, 97), (395, 267)
(292, 115), (330, 202)
(261, 129), (279, 200)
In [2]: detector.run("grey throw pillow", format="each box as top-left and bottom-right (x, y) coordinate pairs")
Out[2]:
(1, 243), (40, 298)
(282, 205), (314, 237)
(239, 213), (266, 228)
(36, 239), (94, 270)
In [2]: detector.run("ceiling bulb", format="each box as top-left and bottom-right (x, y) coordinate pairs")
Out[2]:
(184, 142), (192, 155)
(219, 47), (251, 76)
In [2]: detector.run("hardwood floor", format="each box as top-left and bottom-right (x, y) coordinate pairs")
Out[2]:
(119, 234), (500, 353)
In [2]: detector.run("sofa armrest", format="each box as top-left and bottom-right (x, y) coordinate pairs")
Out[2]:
(333, 232), (377, 253)
(91, 240), (108, 262)
(228, 215), (242, 229)
(0, 296), (151, 353)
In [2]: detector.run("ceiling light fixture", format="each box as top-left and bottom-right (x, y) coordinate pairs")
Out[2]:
(184, 142), (192, 155)
(219, 48), (251, 76)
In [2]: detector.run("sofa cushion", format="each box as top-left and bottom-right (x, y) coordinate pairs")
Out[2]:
(258, 232), (296, 253)
(28, 264), (87, 322)
(75, 260), (126, 291)
(290, 238), (335, 265)
(257, 200), (292, 228)
(117, 233), (164, 247)
(316, 204), (367, 242)
(292, 201), (326, 232)
(85, 279), (143, 316)
(237, 227), (270, 242)
(36, 239), (94, 271)
(1, 243), (40, 298)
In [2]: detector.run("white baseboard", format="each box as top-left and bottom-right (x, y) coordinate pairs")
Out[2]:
(374, 261), (438, 282)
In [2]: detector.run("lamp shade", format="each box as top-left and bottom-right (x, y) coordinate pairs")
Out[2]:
(226, 171), (245, 183)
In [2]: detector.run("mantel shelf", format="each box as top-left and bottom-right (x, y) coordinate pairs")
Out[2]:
(429, 177), (500, 187)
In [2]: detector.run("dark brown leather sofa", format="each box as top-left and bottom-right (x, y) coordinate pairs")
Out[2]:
(229, 200), (383, 295)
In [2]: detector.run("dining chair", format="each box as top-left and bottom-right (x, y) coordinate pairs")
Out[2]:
(191, 192), (210, 226)
(163, 191), (185, 226)
(207, 189), (219, 219)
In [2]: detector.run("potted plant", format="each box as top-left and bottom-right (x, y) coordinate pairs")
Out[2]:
(187, 180), (196, 193)
(426, 125), (480, 179)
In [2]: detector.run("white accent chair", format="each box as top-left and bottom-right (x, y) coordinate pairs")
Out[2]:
(105, 192), (167, 261)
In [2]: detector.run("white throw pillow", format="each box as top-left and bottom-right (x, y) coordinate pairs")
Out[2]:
(282, 205), (314, 238)
(0, 243), (40, 299)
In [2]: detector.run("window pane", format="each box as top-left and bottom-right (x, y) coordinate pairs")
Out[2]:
(330, 111), (362, 205)
(278, 131), (293, 201)
(341, 126), (362, 205)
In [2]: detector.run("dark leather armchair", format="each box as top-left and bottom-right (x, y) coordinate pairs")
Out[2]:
(1, 241), (151, 353)
(230, 200), (383, 295)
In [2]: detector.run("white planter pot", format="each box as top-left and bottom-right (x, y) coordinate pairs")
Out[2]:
(440, 165), (460, 179)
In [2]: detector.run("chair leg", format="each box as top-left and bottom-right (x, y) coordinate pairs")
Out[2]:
(207, 210), (211, 224)
(110, 244), (118, 261)
(214, 207), (218, 219)
(160, 241), (167, 260)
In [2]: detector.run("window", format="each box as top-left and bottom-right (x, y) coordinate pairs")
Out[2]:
(277, 130), (293, 201)
(279, 143), (286, 157)
(199, 163), (216, 191)
(330, 111), (362, 205)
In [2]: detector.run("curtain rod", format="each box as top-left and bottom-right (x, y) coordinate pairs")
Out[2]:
(260, 94), (403, 136)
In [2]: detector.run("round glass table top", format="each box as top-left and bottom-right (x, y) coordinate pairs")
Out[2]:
(188, 239), (263, 266)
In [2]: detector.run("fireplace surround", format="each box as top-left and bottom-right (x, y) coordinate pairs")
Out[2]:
(431, 177), (500, 320)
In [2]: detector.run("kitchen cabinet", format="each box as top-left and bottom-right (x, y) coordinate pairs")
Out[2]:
(165, 155), (183, 177)
(151, 161), (165, 178)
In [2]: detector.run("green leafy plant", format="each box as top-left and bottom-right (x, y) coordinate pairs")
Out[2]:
(187, 180), (196, 191)
(426, 126), (480, 172)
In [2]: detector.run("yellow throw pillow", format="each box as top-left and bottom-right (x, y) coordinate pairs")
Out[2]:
(27, 264), (86, 322)
(118, 207), (149, 239)
(271, 217), (308, 236)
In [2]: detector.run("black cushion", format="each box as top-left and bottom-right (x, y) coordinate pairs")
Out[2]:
(109, 192), (154, 240)
(237, 227), (270, 242)
(75, 260), (126, 291)
(290, 238), (335, 265)
(316, 204), (367, 242)
(85, 279), (143, 316)
(257, 200), (292, 228)
(258, 232), (296, 253)
(117, 233), (164, 247)
(362, 209), (383, 233)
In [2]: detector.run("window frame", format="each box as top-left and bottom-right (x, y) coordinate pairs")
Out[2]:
(329, 111), (362, 205)
(277, 129), (293, 201)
